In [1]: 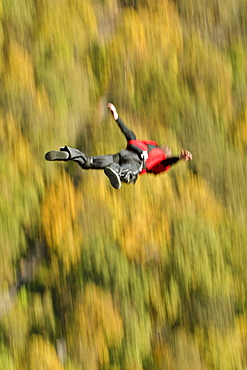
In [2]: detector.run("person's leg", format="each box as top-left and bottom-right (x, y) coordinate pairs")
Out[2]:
(119, 149), (142, 181)
(45, 146), (87, 164)
(104, 150), (142, 189)
(87, 154), (115, 169)
(45, 146), (116, 169)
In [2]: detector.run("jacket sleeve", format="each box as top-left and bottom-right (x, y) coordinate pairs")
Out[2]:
(116, 117), (137, 141)
(161, 157), (180, 167)
(146, 157), (180, 174)
(127, 143), (143, 157)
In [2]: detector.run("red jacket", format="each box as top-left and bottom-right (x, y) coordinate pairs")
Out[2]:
(126, 139), (171, 175)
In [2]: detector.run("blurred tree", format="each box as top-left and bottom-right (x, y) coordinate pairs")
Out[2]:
(163, 277), (181, 326)
(0, 0), (247, 368)
(113, 189), (170, 264)
(0, 290), (29, 361)
(174, 0), (246, 48)
(153, 328), (203, 370)
(120, 301), (152, 370)
(67, 283), (123, 369)
(20, 335), (64, 370)
(107, 1), (183, 119)
(176, 92), (247, 215)
(33, 0), (99, 136)
(3, 41), (35, 93)
(1, 40), (39, 133)
(0, 112), (44, 288)
(30, 290), (56, 337)
(170, 214), (231, 300)
(41, 172), (83, 275)
(0, 6), (4, 75)
(198, 324), (244, 370)
(0, 344), (14, 370)
(3, 0), (35, 48)
(180, 34), (232, 126)
(175, 173), (223, 225)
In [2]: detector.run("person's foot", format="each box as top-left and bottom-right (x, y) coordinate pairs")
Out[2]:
(45, 149), (69, 161)
(104, 167), (121, 189)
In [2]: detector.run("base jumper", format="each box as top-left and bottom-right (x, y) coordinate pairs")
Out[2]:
(45, 103), (192, 189)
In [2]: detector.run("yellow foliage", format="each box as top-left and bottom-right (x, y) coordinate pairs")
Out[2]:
(68, 283), (123, 368)
(148, 273), (166, 323)
(107, 8), (147, 74)
(112, 185), (171, 264)
(41, 173), (83, 273)
(36, 86), (52, 113)
(78, 157), (175, 266)
(1, 299), (29, 358)
(236, 314), (247, 360)
(14, 135), (33, 174)
(21, 335), (64, 370)
(68, 0), (98, 33)
(30, 291), (55, 335)
(177, 173), (223, 225)
(0, 110), (44, 202)
(181, 34), (232, 122)
(199, 325), (244, 369)
(233, 104), (247, 155)
(3, 41), (35, 93)
(164, 278), (180, 325)
(120, 9), (147, 58)
(0, 253), (14, 288)
(153, 340), (172, 370)
(0, 22), (4, 73)
(0, 112), (25, 150)
(141, 1), (182, 58)
(0, 0), (3, 19)
(123, 361), (143, 370)
(153, 328), (203, 369)
(35, 0), (97, 59)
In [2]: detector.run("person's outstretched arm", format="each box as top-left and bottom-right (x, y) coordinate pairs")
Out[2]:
(107, 103), (136, 141)
(160, 149), (192, 169)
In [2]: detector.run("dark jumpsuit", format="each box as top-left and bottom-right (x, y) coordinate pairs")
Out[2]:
(68, 117), (143, 180)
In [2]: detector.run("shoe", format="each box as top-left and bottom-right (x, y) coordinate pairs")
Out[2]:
(45, 150), (69, 161)
(120, 169), (131, 183)
(104, 167), (121, 189)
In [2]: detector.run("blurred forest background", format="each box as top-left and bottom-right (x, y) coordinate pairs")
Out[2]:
(0, 0), (247, 369)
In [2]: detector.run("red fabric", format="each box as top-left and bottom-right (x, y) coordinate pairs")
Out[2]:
(147, 162), (170, 175)
(127, 139), (158, 151)
(127, 139), (170, 175)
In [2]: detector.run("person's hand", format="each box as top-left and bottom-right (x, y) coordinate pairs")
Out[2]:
(107, 102), (119, 120)
(180, 149), (192, 161)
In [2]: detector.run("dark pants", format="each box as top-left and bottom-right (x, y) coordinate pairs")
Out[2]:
(68, 147), (142, 183)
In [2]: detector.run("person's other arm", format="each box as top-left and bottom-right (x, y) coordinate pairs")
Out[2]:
(107, 103), (136, 141)
(161, 150), (192, 169)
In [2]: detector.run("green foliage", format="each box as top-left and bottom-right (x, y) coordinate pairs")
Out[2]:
(180, 34), (233, 126)
(3, 0), (35, 47)
(0, 291), (30, 359)
(0, 344), (14, 370)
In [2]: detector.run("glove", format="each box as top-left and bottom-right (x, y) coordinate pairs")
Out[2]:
(141, 151), (149, 162)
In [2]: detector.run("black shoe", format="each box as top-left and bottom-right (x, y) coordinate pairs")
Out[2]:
(45, 150), (69, 161)
(104, 167), (121, 189)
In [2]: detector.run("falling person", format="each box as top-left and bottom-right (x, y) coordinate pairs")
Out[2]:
(45, 103), (192, 189)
